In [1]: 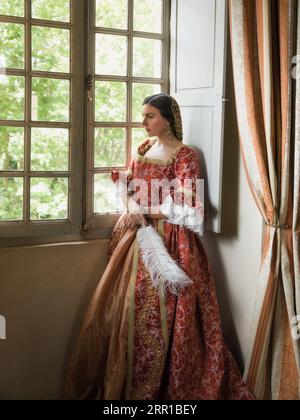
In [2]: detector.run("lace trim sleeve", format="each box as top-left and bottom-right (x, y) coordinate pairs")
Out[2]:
(160, 195), (204, 236)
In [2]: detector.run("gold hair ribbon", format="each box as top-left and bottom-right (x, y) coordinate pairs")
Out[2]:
(170, 97), (183, 141)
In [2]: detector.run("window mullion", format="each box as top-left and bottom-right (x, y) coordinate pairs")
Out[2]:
(24, 0), (32, 224)
(163, 0), (171, 93)
(69, 0), (85, 234)
(84, 0), (96, 230)
(127, 0), (134, 167)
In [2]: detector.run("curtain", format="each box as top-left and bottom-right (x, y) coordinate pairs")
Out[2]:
(229, 0), (300, 399)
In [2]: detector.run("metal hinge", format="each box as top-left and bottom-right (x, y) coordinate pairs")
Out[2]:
(87, 74), (93, 101)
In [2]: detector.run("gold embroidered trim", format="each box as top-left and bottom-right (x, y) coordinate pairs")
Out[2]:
(158, 220), (169, 352)
(130, 220), (168, 399)
(170, 97), (183, 141)
(131, 267), (164, 399)
(136, 139), (186, 165)
(125, 239), (139, 400)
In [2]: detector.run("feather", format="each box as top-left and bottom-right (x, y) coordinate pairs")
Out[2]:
(136, 225), (192, 295)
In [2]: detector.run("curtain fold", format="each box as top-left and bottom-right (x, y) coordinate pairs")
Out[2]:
(229, 0), (300, 399)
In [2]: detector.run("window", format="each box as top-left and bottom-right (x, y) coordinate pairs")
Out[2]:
(0, 1), (170, 245)
(0, 0), (84, 245)
(84, 0), (170, 238)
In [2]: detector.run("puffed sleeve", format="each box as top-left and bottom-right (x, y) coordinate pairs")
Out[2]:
(160, 146), (205, 235)
(111, 139), (153, 186)
(111, 154), (136, 214)
(111, 157), (134, 189)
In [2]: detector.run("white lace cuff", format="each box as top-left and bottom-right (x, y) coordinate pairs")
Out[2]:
(160, 195), (204, 235)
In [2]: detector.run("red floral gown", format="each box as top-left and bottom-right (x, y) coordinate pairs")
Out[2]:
(65, 139), (255, 400)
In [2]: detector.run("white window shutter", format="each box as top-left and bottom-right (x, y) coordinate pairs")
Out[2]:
(170, 0), (228, 232)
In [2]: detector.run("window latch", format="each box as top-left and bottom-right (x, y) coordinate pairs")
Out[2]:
(87, 74), (93, 101)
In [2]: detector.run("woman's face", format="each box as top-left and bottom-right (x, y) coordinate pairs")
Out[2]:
(141, 104), (169, 137)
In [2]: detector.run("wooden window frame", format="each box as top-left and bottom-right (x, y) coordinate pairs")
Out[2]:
(0, 0), (84, 247)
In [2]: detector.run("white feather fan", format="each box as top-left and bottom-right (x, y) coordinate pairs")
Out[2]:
(136, 225), (192, 295)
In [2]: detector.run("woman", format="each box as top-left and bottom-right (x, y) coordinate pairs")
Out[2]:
(65, 94), (254, 400)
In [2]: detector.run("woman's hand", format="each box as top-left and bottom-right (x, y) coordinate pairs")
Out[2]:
(125, 212), (147, 230)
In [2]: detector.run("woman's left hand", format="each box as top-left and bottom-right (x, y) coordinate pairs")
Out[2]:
(125, 213), (147, 230)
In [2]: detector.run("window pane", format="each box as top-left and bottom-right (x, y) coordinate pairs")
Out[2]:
(95, 81), (126, 122)
(94, 128), (126, 168)
(134, 0), (162, 33)
(132, 128), (148, 156)
(0, 0), (24, 17)
(30, 177), (69, 220)
(0, 127), (24, 171)
(132, 83), (161, 122)
(32, 78), (70, 122)
(31, 128), (69, 171)
(96, 0), (127, 29)
(32, 0), (70, 22)
(32, 26), (70, 73)
(0, 177), (23, 221)
(95, 34), (127, 76)
(0, 23), (24, 69)
(0, 76), (25, 120)
(94, 173), (120, 214)
(133, 38), (162, 78)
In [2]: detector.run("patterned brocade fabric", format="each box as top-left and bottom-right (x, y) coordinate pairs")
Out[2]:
(65, 140), (255, 400)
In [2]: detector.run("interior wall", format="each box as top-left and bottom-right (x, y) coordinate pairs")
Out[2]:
(0, 240), (109, 400)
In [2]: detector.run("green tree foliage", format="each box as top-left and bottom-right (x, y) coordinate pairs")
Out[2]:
(0, 0), (24, 17)
(0, 22), (24, 69)
(96, 0), (128, 29)
(0, 177), (23, 221)
(32, 0), (70, 22)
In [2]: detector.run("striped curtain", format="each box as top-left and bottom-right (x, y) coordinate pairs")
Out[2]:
(229, 0), (300, 399)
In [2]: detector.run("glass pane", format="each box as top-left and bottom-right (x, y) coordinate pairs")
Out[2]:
(31, 128), (69, 171)
(0, 0), (24, 17)
(0, 177), (23, 221)
(96, 0), (127, 29)
(32, 26), (70, 73)
(95, 81), (126, 122)
(30, 177), (69, 220)
(94, 128), (126, 168)
(32, 78), (69, 122)
(0, 127), (24, 171)
(0, 76), (25, 120)
(132, 128), (148, 156)
(0, 23), (24, 69)
(95, 34), (127, 76)
(32, 0), (70, 22)
(134, 0), (162, 33)
(94, 173), (120, 214)
(133, 38), (162, 78)
(132, 83), (161, 122)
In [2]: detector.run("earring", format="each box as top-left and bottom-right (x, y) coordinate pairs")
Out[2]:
(166, 124), (172, 141)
